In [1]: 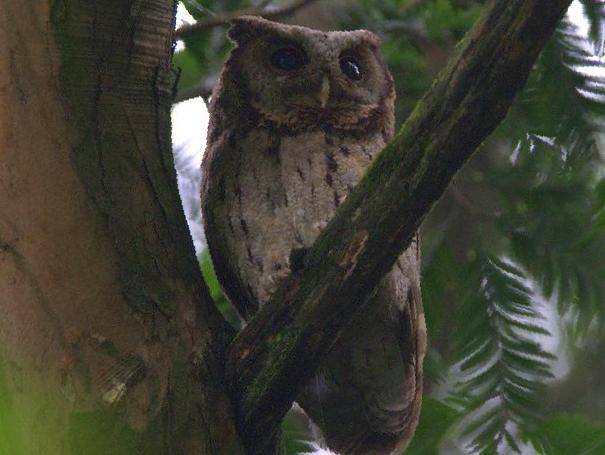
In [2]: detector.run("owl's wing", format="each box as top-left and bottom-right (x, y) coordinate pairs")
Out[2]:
(297, 247), (426, 455)
(201, 128), (260, 320)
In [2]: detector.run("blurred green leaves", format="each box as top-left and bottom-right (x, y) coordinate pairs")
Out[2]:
(424, 0), (481, 40)
(406, 399), (459, 454)
(528, 414), (605, 454)
(173, 48), (206, 94)
(493, 137), (605, 328)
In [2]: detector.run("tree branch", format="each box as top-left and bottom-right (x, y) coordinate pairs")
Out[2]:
(175, 0), (320, 39)
(174, 78), (216, 103)
(224, 0), (573, 453)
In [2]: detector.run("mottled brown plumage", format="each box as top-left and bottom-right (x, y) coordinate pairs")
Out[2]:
(201, 16), (426, 455)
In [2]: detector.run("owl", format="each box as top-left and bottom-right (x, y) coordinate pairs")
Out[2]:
(201, 16), (426, 455)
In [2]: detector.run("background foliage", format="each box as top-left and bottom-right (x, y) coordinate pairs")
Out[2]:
(174, 1), (605, 453)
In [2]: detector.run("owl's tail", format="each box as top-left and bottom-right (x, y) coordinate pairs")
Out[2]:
(297, 252), (426, 455)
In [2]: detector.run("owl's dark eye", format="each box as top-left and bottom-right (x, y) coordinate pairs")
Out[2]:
(339, 56), (362, 81)
(270, 46), (308, 71)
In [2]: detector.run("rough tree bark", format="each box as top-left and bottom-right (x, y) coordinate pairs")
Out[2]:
(0, 1), (243, 454)
(0, 1), (570, 455)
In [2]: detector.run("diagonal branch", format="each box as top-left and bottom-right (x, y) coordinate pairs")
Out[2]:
(223, 0), (573, 453)
(175, 0), (320, 39)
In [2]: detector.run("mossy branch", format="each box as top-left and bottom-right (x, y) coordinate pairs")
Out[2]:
(224, 0), (573, 453)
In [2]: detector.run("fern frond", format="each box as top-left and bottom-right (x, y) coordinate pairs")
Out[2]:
(558, 6), (605, 122)
(494, 135), (605, 330)
(490, 4), (605, 331)
(450, 256), (555, 454)
(579, 0), (605, 56)
(504, 4), (605, 157)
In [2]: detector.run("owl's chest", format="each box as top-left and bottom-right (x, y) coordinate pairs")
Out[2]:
(223, 128), (386, 304)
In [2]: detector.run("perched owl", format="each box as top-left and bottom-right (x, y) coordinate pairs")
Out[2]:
(201, 16), (426, 455)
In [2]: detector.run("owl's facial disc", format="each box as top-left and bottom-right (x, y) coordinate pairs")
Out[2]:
(228, 18), (393, 130)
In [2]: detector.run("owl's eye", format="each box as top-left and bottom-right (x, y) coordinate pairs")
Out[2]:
(270, 46), (308, 71)
(339, 56), (362, 81)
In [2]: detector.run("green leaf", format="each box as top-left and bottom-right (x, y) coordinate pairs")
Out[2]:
(173, 48), (205, 93)
(200, 248), (242, 329)
(281, 410), (315, 454)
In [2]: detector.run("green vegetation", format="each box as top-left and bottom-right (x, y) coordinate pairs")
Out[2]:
(0, 359), (24, 454)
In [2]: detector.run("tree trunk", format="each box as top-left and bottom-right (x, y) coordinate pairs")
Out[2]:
(0, 1), (243, 454)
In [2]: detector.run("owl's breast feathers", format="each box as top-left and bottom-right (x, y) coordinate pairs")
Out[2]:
(202, 123), (426, 454)
(203, 127), (387, 309)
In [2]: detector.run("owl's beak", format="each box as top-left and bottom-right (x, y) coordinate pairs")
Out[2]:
(318, 76), (330, 108)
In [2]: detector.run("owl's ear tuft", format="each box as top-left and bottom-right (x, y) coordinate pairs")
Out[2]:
(228, 15), (273, 45)
(357, 30), (383, 49)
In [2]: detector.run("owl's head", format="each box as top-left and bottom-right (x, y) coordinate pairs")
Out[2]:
(225, 16), (394, 132)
